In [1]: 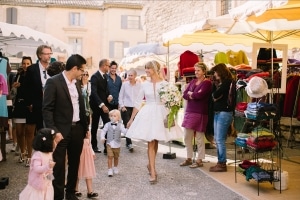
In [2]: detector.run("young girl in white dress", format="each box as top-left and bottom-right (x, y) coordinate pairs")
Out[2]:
(126, 60), (183, 184)
(19, 128), (56, 200)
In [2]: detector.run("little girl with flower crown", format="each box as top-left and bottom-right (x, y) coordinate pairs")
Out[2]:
(19, 128), (56, 200)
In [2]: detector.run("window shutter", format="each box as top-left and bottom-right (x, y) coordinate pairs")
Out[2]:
(12, 8), (17, 24)
(109, 41), (115, 58)
(6, 7), (17, 24)
(6, 8), (12, 23)
(80, 13), (85, 26)
(121, 15), (127, 29)
(69, 12), (73, 25)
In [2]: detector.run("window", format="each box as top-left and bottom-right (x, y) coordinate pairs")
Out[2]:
(121, 15), (141, 30)
(69, 38), (82, 54)
(109, 41), (129, 58)
(221, 0), (232, 15)
(6, 7), (17, 24)
(69, 12), (85, 26)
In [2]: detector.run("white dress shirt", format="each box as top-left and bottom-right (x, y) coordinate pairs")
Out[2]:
(62, 71), (80, 122)
(39, 62), (49, 88)
(119, 81), (141, 108)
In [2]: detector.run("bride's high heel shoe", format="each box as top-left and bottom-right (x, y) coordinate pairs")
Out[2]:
(149, 173), (158, 184)
(147, 165), (157, 176)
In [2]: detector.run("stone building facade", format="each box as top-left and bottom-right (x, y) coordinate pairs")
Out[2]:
(142, 0), (247, 43)
(0, 0), (145, 70)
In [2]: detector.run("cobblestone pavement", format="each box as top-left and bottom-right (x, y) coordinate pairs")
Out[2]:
(0, 138), (247, 200)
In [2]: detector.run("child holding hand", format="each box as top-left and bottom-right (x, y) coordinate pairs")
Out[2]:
(75, 132), (98, 199)
(19, 128), (56, 200)
(101, 109), (127, 177)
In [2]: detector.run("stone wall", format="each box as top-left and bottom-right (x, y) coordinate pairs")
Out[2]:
(143, 0), (214, 42)
(143, 0), (247, 43)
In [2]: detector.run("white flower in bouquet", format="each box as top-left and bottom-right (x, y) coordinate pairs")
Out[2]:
(159, 83), (182, 129)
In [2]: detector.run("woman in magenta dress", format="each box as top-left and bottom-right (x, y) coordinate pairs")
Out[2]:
(180, 62), (212, 168)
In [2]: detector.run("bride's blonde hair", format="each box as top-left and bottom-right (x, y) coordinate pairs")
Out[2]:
(145, 60), (165, 79)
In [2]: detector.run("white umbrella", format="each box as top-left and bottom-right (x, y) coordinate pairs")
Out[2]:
(0, 22), (72, 56)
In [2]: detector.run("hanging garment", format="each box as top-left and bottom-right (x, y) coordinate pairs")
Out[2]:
(214, 51), (228, 65)
(0, 73), (8, 95)
(257, 48), (279, 71)
(283, 76), (300, 117)
(179, 50), (199, 76)
(226, 50), (249, 66)
(0, 58), (8, 127)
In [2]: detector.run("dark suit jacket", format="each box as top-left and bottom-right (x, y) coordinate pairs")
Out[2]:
(89, 71), (110, 109)
(42, 73), (88, 137)
(24, 63), (43, 110)
(23, 63), (45, 128)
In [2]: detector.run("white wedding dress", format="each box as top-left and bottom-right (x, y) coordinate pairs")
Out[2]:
(126, 80), (183, 142)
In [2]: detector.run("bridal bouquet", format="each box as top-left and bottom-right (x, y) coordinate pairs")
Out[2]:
(159, 82), (182, 130)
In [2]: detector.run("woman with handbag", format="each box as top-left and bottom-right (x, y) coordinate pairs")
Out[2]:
(12, 56), (32, 166)
(180, 62), (212, 168)
(209, 63), (234, 172)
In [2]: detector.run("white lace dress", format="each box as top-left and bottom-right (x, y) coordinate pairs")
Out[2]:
(126, 80), (183, 142)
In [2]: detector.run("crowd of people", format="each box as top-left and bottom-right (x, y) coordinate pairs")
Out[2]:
(0, 44), (236, 200)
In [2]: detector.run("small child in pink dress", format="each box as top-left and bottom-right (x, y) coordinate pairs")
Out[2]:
(101, 109), (127, 177)
(75, 132), (98, 199)
(19, 128), (56, 200)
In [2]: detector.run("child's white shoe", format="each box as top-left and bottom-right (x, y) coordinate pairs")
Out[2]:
(108, 168), (113, 177)
(113, 167), (119, 174)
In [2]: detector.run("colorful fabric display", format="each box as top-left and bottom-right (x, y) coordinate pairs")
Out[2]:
(239, 160), (258, 170)
(245, 69), (263, 78)
(244, 165), (272, 182)
(235, 137), (247, 148)
(245, 72), (270, 82)
(252, 171), (271, 181)
(246, 136), (277, 150)
(235, 133), (249, 147)
(250, 127), (274, 138)
(236, 102), (248, 112)
(245, 103), (278, 120)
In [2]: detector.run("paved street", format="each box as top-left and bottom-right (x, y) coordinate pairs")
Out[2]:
(0, 138), (246, 200)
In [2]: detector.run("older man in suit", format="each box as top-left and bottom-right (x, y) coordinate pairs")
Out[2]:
(23, 45), (52, 167)
(89, 59), (112, 154)
(25, 45), (52, 130)
(43, 54), (88, 200)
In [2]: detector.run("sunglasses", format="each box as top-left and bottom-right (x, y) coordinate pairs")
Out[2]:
(83, 74), (89, 76)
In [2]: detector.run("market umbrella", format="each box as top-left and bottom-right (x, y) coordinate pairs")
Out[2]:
(227, 0), (300, 44)
(0, 22), (72, 56)
(162, 17), (266, 49)
(120, 42), (207, 81)
(163, 0), (300, 49)
(120, 43), (170, 66)
(225, 0), (300, 94)
(162, 0), (300, 93)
